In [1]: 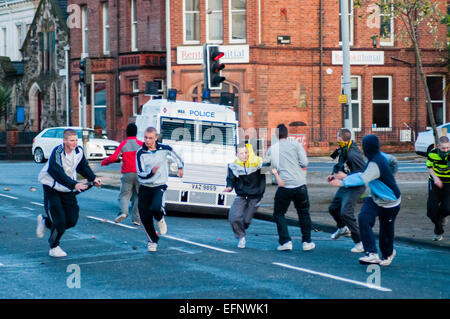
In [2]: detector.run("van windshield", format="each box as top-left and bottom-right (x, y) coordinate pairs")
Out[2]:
(160, 117), (236, 146)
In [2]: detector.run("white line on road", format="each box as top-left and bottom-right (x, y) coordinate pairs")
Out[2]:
(273, 262), (392, 292)
(86, 216), (138, 230)
(0, 193), (18, 200)
(30, 202), (44, 207)
(164, 235), (236, 254)
(22, 207), (34, 211)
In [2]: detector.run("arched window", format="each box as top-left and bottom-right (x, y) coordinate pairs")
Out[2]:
(190, 82), (240, 120)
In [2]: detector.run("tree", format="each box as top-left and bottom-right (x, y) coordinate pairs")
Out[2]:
(0, 84), (12, 130)
(354, 0), (447, 146)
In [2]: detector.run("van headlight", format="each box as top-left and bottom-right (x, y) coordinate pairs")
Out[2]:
(168, 157), (179, 177)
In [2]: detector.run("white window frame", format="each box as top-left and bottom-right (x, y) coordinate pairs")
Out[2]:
(2, 27), (7, 56)
(93, 81), (107, 130)
(372, 75), (392, 131)
(379, 1), (394, 46)
(103, 2), (110, 55)
(206, 0), (223, 44)
(229, 0), (246, 43)
(132, 79), (139, 116)
(426, 74), (446, 129)
(81, 5), (88, 57)
(131, 0), (138, 51)
(183, 0), (200, 44)
(339, 0), (354, 46)
(340, 75), (362, 131)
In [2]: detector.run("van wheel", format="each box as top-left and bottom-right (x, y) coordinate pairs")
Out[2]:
(34, 148), (47, 163)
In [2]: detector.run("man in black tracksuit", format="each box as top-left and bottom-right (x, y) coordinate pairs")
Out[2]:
(328, 128), (367, 253)
(225, 143), (266, 248)
(37, 129), (101, 258)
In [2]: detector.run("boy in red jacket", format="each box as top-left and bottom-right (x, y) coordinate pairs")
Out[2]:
(101, 123), (143, 224)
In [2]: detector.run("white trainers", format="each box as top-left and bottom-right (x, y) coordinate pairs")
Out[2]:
(114, 212), (128, 223)
(433, 234), (443, 241)
(157, 217), (167, 236)
(36, 214), (46, 238)
(277, 241), (293, 251)
(147, 242), (157, 252)
(351, 242), (364, 253)
(302, 242), (316, 251)
(380, 249), (396, 266)
(331, 226), (351, 240)
(49, 246), (67, 258)
(359, 253), (380, 265)
(237, 237), (246, 249)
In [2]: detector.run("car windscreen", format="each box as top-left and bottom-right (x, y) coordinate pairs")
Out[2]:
(161, 118), (195, 142)
(201, 122), (235, 146)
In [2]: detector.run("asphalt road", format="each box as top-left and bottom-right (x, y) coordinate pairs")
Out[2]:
(0, 162), (449, 299)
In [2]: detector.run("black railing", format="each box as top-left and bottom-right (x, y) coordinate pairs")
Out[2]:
(18, 131), (40, 145)
(0, 132), (5, 144)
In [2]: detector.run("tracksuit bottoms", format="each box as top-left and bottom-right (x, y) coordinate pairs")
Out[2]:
(138, 184), (166, 243)
(43, 185), (79, 249)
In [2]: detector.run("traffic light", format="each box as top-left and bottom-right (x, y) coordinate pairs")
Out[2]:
(79, 58), (86, 85)
(206, 45), (226, 90)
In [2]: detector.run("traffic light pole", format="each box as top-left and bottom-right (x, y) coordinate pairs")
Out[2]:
(340, 0), (352, 130)
(202, 44), (210, 102)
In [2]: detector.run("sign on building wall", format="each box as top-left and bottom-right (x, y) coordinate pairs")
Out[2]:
(332, 51), (384, 65)
(177, 45), (249, 65)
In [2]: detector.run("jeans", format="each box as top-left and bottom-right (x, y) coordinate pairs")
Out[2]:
(273, 185), (312, 244)
(119, 173), (140, 223)
(358, 197), (400, 259)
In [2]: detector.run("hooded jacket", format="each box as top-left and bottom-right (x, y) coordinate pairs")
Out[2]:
(226, 144), (266, 198)
(332, 140), (366, 175)
(342, 135), (401, 208)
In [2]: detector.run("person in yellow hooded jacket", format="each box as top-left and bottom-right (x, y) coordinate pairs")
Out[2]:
(224, 142), (266, 248)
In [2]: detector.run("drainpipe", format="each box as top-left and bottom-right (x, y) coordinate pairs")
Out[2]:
(64, 45), (70, 126)
(165, 0), (172, 92)
(319, 0), (323, 141)
(115, 0), (121, 129)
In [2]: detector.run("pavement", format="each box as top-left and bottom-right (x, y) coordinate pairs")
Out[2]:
(92, 153), (450, 251)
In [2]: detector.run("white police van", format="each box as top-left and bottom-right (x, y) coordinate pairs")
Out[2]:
(135, 98), (238, 214)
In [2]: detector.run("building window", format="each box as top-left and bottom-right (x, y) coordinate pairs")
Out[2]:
(206, 0), (223, 43)
(2, 27), (7, 56)
(426, 75), (446, 127)
(339, 0), (354, 46)
(341, 76), (361, 130)
(184, 0), (200, 43)
(81, 5), (88, 56)
(230, 0), (246, 43)
(94, 82), (107, 131)
(16, 23), (25, 50)
(379, 0), (394, 46)
(132, 80), (139, 116)
(372, 76), (392, 129)
(131, 0), (138, 51)
(103, 2), (110, 54)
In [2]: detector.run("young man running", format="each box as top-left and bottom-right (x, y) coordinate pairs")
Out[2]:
(136, 127), (183, 252)
(36, 128), (101, 257)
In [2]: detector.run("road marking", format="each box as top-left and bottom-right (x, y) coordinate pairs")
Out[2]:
(30, 202), (44, 207)
(0, 193), (18, 200)
(164, 235), (236, 254)
(273, 262), (392, 292)
(22, 207), (34, 211)
(168, 246), (198, 254)
(86, 216), (138, 230)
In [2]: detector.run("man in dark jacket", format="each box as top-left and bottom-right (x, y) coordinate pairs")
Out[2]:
(224, 143), (266, 248)
(328, 128), (366, 253)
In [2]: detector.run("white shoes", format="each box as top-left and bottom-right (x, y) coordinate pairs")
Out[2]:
(359, 253), (381, 265)
(36, 214), (46, 238)
(302, 242), (316, 251)
(157, 217), (167, 236)
(277, 241), (293, 251)
(237, 237), (246, 249)
(331, 226), (351, 240)
(380, 250), (396, 266)
(49, 246), (67, 258)
(433, 234), (443, 241)
(148, 242), (158, 252)
(351, 242), (364, 253)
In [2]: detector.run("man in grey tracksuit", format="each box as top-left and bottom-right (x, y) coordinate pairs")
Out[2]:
(328, 128), (366, 253)
(136, 127), (184, 252)
(266, 124), (315, 252)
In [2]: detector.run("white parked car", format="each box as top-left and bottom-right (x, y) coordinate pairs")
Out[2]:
(414, 123), (450, 156)
(32, 127), (120, 163)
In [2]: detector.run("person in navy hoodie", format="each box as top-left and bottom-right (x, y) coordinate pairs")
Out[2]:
(329, 134), (401, 266)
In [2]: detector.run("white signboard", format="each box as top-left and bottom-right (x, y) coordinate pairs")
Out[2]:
(177, 45), (249, 65)
(332, 51), (384, 65)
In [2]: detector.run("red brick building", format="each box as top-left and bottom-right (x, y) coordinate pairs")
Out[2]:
(69, 0), (449, 153)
